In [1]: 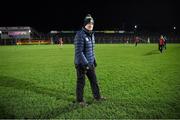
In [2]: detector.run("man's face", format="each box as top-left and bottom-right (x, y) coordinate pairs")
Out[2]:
(85, 23), (94, 31)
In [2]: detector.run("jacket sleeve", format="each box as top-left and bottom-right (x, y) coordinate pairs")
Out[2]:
(74, 32), (89, 65)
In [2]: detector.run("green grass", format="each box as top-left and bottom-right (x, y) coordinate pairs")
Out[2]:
(0, 44), (180, 119)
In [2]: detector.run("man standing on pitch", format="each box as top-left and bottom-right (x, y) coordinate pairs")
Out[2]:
(74, 14), (105, 106)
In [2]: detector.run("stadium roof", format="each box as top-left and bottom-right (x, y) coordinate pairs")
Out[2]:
(0, 27), (31, 31)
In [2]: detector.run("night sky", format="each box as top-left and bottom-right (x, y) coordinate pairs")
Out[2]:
(0, 0), (179, 33)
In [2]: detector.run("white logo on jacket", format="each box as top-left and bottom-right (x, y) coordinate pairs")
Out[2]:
(85, 37), (89, 42)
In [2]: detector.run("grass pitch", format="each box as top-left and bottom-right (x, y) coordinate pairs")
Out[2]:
(0, 44), (180, 118)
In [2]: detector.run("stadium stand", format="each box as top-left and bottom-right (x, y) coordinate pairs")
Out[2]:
(0, 27), (179, 45)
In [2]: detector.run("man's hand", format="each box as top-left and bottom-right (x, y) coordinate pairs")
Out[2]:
(84, 64), (93, 71)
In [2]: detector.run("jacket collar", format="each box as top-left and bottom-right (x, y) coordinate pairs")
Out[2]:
(82, 27), (94, 36)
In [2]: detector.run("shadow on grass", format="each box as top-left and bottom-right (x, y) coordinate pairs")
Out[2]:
(0, 76), (74, 100)
(0, 75), (81, 118)
(143, 50), (160, 56)
(0, 104), (16, 119)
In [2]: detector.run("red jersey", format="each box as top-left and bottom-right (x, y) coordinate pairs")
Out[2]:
(159, 38), (164, 45)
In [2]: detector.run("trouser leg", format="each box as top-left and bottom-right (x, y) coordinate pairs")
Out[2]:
(76, 66), (86, 102)
(86, 68), (101, 99)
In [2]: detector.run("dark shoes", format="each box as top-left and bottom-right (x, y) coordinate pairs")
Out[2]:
(76, 96), (106, 107)
(94, 96), (106, 101)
